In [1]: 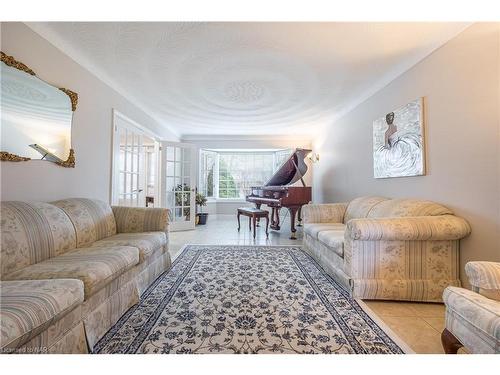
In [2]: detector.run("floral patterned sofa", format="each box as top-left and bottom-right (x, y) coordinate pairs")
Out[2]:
(0, 198), (171, 353)
(442, 261), (500, 353)
(302, 196), (471, 302)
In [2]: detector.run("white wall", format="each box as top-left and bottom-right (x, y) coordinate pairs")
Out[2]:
(1, 22), (179, 203)
(312, 23), (500, 283)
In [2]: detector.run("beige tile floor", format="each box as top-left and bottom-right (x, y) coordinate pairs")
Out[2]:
(362, 301), (447, 353)
(169, 214), (457, 354)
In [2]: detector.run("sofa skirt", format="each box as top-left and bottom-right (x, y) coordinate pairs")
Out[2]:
(14, 250), (172, 353)
(15, 309), (87, 354)
(304, 232), (462, 302)
(83, 251), (172, 350)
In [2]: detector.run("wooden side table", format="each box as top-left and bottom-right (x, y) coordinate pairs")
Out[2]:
(237, 207), (269, 239)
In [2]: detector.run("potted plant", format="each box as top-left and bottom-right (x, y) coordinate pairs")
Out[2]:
(196, 192), (208, 225)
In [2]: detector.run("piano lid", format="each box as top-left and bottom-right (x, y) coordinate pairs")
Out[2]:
(264, 148), (312, 187)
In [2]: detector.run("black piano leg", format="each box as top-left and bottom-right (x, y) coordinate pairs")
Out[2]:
(297, 206), (303, 227)
(288, 207), (298, 240)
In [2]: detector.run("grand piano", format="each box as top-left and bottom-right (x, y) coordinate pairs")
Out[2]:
(246, 148), (312, 239)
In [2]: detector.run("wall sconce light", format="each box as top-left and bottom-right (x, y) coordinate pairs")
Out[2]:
(307, 152), (320, 163)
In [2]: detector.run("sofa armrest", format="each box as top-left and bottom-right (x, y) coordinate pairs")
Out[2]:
(301, 203), (348, 224)
(346, 215), (471, 241)
(112, 206), (169, 234)
(465, 262), (500, 296)
(443, 286), (500, 352)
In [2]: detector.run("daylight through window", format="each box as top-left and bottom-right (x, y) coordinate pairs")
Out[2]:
(199, 149), (292, 199)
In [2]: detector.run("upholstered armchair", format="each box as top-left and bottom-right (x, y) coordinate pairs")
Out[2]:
(442, 261), (500, 354)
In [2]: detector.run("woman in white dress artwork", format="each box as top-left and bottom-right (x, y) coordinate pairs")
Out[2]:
(373, 99), (424, 178)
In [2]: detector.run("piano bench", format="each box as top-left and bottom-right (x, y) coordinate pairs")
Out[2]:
(237, 207), (269, 239)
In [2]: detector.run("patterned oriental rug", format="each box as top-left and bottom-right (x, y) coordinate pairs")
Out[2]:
(94, 245), (409, 354)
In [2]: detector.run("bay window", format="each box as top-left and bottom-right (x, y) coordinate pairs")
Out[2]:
(199, 149), (292, 199)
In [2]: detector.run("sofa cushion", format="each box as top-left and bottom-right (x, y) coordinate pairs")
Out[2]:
(3, 246), (139, 299)
(304, 223), (346, 239)
(90, 232), (167, 263)
(367, 198), (453, 218)
(51, 198), (117, 248)
(0, 279), (84, 350)
(343, 196), (388, 223)
(0, 202), (77, 276)
(317, 230), (345, 257)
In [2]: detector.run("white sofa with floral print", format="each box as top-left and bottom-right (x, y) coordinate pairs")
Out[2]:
(0, 198), (171, 354)
(302, 196), (471, 302)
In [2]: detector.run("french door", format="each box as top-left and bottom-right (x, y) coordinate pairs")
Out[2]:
(111, 110), (160, 207)
(160, 141), (196, 231)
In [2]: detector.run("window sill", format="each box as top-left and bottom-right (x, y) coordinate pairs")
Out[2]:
(208, 198), (248, 204)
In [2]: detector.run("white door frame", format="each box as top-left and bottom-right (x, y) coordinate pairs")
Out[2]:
(111, 109), (161, 206)
(160, 141), (197, 231)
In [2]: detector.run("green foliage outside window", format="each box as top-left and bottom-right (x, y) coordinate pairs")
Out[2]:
(218, 159), (238, 198)
(207, 167), (214, 197)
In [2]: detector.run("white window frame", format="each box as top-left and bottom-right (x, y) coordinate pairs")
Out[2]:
(198, 149), (292, 201)
(198, 149), (218, 200)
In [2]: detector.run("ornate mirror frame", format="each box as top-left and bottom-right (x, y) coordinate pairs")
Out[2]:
(0, 51), (78, 168)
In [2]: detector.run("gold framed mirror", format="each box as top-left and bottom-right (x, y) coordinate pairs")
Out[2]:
(0, 51), (77, 167)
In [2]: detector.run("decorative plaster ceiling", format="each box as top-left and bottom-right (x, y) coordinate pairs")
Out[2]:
(27, 22), (470, 138)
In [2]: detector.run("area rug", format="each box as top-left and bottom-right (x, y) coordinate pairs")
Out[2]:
(94, 245), (408, 354)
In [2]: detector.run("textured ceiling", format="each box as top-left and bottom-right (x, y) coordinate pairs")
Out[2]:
(27, 22), (469, 138)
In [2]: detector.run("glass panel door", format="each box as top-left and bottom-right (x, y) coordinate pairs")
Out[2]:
(111, 111), (159, 207)
(161, 141), (196, 231)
